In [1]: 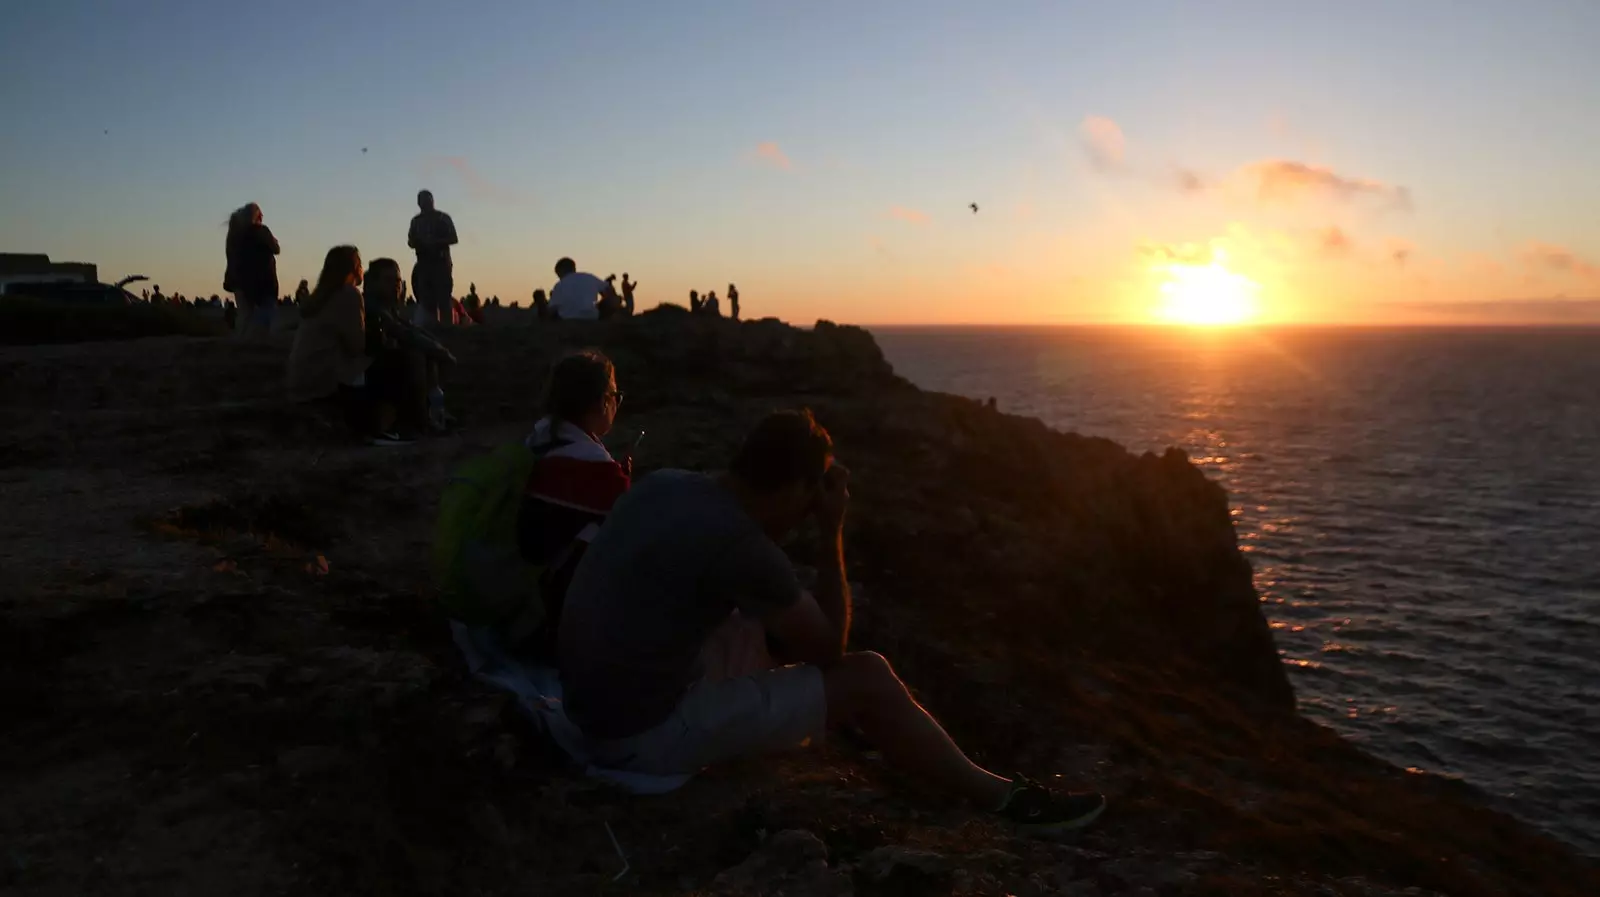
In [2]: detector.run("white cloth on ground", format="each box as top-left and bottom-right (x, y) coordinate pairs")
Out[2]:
(450, 621), (694, 794)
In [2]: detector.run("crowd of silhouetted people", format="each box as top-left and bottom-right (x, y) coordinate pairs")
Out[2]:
(209, 192), (746, 337)
(197, 189), (750, 445)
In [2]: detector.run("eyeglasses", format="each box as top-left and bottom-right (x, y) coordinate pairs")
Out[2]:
(607, 389), (626, 406)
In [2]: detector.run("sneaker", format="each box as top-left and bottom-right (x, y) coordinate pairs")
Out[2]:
(369, 431), (417, 446)
(995, 775), (1107, 836)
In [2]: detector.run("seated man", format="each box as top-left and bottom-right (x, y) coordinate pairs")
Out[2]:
(363, 257), (455, 432)
(558, 410), (1106, 834)
(548, 256), (618, 321)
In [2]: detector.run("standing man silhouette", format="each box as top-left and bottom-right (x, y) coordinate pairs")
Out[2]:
(407, 190), (458, 325)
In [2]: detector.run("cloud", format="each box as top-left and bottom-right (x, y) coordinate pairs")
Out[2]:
(1383, 298), (1600, 324)
(1080, 116), (1126, 170)
(1317, 226), (1354, 257)
(751, 141), (792, 170)
(1243, 160), (1411, 210)
(1386, 238), (1416, 268)
(1521, 241), (1600, 280)
(1174, 167), (1208, 194)
(866, 235), (891, 257)
(1138, 241), (1215, 267)
(421, 156), (532, 204)
(888, 206), (930, 225)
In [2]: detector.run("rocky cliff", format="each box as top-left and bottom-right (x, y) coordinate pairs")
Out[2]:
(0, 312), (1593, 896)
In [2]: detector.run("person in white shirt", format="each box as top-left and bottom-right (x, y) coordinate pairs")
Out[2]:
(548, 257), (619, 321)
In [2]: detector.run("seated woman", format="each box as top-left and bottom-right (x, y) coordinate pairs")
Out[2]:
(286, 245), (421, 444)
(516, 349), (632, 659)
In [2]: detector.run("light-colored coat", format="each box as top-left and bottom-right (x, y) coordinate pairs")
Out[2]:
(286, 285), (371, 402)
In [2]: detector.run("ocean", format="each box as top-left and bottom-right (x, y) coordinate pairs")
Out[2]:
(872, 325), (1600, 855)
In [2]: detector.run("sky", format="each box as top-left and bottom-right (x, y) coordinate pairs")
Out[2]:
(3, 0), (1600, 325)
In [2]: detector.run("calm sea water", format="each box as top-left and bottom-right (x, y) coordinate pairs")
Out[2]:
(873, 326), (1600, 854)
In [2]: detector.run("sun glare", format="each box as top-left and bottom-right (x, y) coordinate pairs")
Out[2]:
(1153, 249), (1261, 326)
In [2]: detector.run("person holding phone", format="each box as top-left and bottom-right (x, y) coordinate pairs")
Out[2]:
(514, 350), (633, 659)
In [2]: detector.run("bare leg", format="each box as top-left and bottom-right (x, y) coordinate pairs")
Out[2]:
(823, 651), (1010, 807)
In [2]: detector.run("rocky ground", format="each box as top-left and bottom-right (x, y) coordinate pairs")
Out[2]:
(1, 310), (1594, 896)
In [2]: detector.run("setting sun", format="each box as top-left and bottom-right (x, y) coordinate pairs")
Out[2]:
(1153, 250), (1261, 326)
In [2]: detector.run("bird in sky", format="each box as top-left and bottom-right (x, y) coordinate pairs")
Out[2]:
(969, 202), (979, 214)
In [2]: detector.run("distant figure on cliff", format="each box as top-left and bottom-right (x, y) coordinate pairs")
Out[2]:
(727, 283), (739, 320)
(556, 409), (1108, 832)
(598, 274), (623, 320)
(463, 283), (484, 325)
(548, 257), (617, 321)
(689, 290), (701, 314)
(620, 274), (637, 316)
(295, 279), (311, 307)
(224, 202), (280, 338)
(704, 291), (721, 317)
(408, 189), (458, 326)
(151, 285), (165, 304)
(533, 288), (550, 320)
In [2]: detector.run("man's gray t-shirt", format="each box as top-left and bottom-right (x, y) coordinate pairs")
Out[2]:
(559, 470), (802, 739)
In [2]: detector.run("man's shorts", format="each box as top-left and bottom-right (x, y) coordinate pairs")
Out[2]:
(581, 664), (827, 776)
(411, 262), (453, 323)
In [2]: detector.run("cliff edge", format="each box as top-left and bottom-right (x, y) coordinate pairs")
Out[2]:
(0, 311), (1592, 896)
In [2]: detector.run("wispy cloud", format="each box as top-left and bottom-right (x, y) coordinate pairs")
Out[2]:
(888, 206), (930, 226)
(1080, 116), (1125, 171)
(1387, 238), (1416, 268)
(421, 156), (532, 205)
(1243, 160), (1411, 210)
(1384, 298), (1600, 323)
(1138, 241), (1215, 267)
(1522, 241), (1600, 280)
(1317, 226), (1354, 257)
(1174, 167), (1208, 194)
(866, 235), (891, 257)
(751, 141), (792, 170)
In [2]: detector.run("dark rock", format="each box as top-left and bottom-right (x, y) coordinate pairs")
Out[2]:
(275, 745), (348, 779)
(855, 844), (954, 892)
(711, 830), (851, 897)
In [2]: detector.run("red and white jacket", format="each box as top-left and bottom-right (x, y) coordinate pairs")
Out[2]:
(523, 417), (631, 515)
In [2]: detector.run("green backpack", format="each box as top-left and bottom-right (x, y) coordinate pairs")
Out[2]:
(433, 442), (557, 638)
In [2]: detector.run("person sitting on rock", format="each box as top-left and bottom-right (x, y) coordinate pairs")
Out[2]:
(548, 257), (618, 321)
(532, 288), (550, 320)
(515, 349), (633, 659)
(363, 256), (454, 433)
(557, 409), (1107, 834)
(689, 290), (701, 314)
(704, 290), (721, 317)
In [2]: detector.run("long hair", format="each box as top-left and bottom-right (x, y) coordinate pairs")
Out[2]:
(305, 245), (361, 318)
(227, 203), (258, 234)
